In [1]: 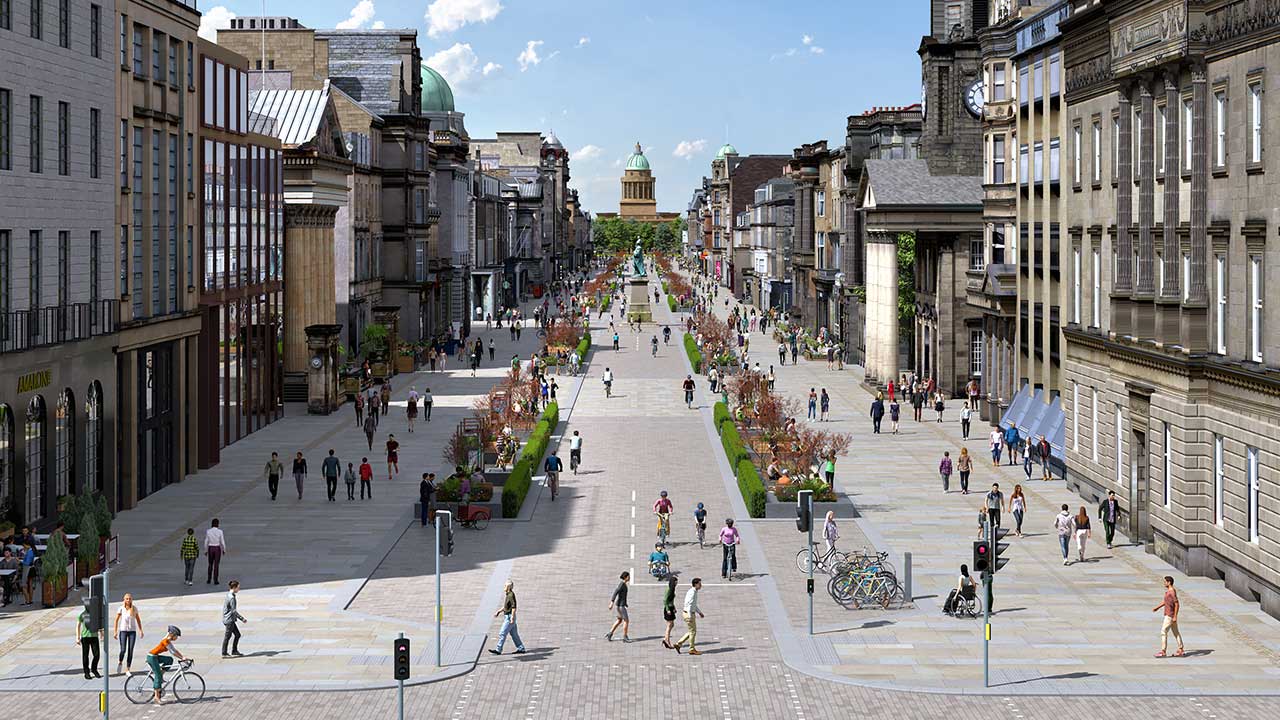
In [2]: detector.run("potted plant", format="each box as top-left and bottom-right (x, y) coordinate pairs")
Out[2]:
(0, 498), (13, 544)
(395, 342), (416, 373)
(76, 511), (100, 582)
(362, 324), (391, 378)
(41, 534), (70, 607)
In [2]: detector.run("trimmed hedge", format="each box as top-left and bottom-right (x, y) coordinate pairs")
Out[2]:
(713, 401), (732, 431)
(575, 336), (591, 361)
(662, 280), (670, 293)
(542, 401), (560, 428)
(667, 295), (677, 313)
(502, 459), (532, 518)
(500, 403), (560, 518)
(683, 333), (703, 374)
(719, 421), (748, 467)
(735, 459), (768, 518)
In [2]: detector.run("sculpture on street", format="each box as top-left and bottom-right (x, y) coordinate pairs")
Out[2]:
(631, 240), (647, 277)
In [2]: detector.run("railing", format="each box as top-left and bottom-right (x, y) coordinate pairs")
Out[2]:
(0, 300), (118, 354)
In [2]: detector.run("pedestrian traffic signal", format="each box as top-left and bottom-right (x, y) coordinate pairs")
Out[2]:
(992, 527), (1011, 574)
(393, 637), (411, 681)
(972, 540), (991, 573)
(796, 489), (813, 533)
(437, 513), (454, 557)
(83, 574), (106, 633)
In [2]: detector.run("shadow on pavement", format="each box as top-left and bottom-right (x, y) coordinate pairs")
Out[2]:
(994, 671), (1099, 687)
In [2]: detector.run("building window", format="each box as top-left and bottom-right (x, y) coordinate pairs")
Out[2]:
(1214, 89), (1227, 168)
(56, 101), (68, 175)
(1072, 381), (1079, 451)
(168, 40), (178, 85)
(202, 57), (214, 126)
(1018, 64), (1029, 106)
(1048, 53), (1060, 96)
(119, 225), (127, 298)
(991, 226), (1005, 265)
(1091, 120), (1101, 183)
(0, 230), (9, 319)
(1213, 434), (1224, 527)
(1092, 248), (1101, 327)
(1162, 421), (1171, 509)
(1183, 97), (1193, 172)
(1033, 141), (1043, 183)
(1, 0), (9, 30)
(119, 119), (127, 187)
(28, 230), (40, 308)
(187, 41), (193, 87)
(1247, 446), (1259, 543)
(1072, 125), (1081, 185)
(1250, 255), (1263, 363)
(25, 396), (45, 523)
(85, 382), (102, 491)
(817, 190), (825, 217)
(186, 132), (193, 193)
(30, 0), (41, 39)
(1072, 247), (1081, 323)
(29, 95), (41, 173)
(1182, 252), (1190, 302)
(1216, 254), (1227, 354)
(1115, 404), (1124, 487)
(151, 129), (160, 314)
(816, 231), (825, 269)
(57, 0), (67, 47)
(1249, 80), (1263, 165)
(56, 230), (67, 306)
(1112, 114), (1120, 180)
(0, 88), (9, 171)
(151, 30), (163, 79)
(992, 64), (1006, 101)
(119, 14), (126, 66)
(992, 135), (1005, 183)
(1156, 103), (1166, 174)
(1091, 387), (1099, 462)
(1134, 108), (1141, 172)
(969, 236), (983, 271)
(1033, 60), (1043, 101)
(54, 388), (73, 497)
(1019, 143), (1028, 185)
(89, 230), (99, 303)
(970, 330), (983, 377)
(90, 4), (99, 57)
(132, 23), (143, 75)
(1049, 137), (1060, 183)
(89, 107), (99, 178)
(131, 126), (142, 316)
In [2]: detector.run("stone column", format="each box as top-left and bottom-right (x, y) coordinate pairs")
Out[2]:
(1114, 83), (1135, 336)
(1134, 77), (1157, 339)
(792, 167), (819, 329)
(1158, 69), (1183, 344)
(1182, 60), (1210, 352)
(305, 324), (343, 414)
(284, 204), (340, 377)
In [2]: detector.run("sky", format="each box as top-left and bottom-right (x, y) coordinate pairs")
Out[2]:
(200, 0), (927, 215)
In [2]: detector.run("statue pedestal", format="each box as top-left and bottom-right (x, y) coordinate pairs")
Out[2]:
(626, 277), (653, 323)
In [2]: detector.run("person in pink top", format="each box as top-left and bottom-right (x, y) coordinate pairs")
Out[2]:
(719, 519), (740, 581)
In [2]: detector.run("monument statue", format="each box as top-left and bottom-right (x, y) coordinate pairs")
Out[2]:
(631, 240), (647, 278)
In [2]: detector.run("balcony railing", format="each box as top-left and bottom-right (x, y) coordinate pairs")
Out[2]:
(1, 300), (119, 354)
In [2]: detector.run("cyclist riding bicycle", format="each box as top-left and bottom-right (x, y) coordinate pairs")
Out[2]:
(602, 368), (614, 397)
(682, 375), (696, 409)
(653, 490), (673, 539)
(662, 326), (671, 344)
(651, 336), (659, 357)
(543, 451), (563, 501)
(693, 502), (708, 547)
(568, 430), (583, 473)
(147, 626), (187, 705)
(648, 543), (670, 579)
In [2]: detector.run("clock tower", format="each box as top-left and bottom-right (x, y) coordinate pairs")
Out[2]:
(918, 0), (985, 176)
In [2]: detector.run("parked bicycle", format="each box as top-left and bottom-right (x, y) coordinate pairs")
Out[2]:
(124, 658), (205, 705)
(796, 542), (850, 575)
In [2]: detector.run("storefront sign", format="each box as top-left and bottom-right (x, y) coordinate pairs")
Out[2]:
(17, 369), (51, 394)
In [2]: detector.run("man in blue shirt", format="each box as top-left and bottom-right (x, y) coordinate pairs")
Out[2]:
(648, 543), (670, 579)
(543, 451), (564, 501)
(322, 449), (342, 502)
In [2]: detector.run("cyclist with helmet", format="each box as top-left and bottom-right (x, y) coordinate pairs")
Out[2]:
(651, 335), (659, 357)
(693, 502), (708, 547)
(602, 368), (614, 397)
(147, 626), (187, 704)
(543, 450), (563, 501)
(653, 491), (674, 541)
(662, 325), (671, 345)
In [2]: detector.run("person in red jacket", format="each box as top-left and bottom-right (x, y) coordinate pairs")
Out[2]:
(358, 458), (373, 500)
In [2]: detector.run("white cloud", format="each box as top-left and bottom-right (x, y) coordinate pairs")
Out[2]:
(198, 6), (235, 42)
(673, 139), (707, 159)
(518, 40), (544, 71)
(801, 34), (824, 54)
(372, 20), (386, 30)
(482, 61), (502, 75)
(574, 144), (603, 161)
(802, 34), (813, 45)
(769, 47), (798, 61)
(426, 42), (489, 88)
(426, 0), (503, 37)
(810, 45), (824, 54)
(577, 36), (590, 47)
(547, 50), (561, 61)
(335, 0), (377, 29)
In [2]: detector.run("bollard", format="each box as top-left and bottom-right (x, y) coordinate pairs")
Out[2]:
(903, 551), (912, 604)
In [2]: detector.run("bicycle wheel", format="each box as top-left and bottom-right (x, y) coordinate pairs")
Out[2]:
(123, 672), (152, 704)
(472, 512), (490, 531)
(172, 671), (206, 703)
(796, 548), (818, 574)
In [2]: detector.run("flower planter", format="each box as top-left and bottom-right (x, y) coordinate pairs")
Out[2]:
(341, 376), (361, 397)
(395, 355), (416, 373)
(371, 361), (391, 379)
(41, 575), (69, 608)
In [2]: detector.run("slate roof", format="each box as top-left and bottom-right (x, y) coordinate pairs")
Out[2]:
(863, 159), (982, 207)
(728, 155), (790, 220)
(249, 84), (331, 147)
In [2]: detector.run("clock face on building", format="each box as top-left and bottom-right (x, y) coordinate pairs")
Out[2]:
(964, 79), (985, 118)
(310, 357), (323, 370)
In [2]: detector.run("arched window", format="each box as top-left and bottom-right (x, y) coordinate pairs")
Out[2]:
(0, 405), (12, 515)
(25, 395), (46, 524)
(85, 382), (102, 493)
(55, 389), (75, 498)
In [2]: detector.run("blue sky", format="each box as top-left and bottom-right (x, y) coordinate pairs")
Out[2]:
(201, 0), (926, 214)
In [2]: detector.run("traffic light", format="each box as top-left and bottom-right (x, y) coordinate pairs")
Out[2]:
(992, 527), (1011, 573)
(796, 489), (813, 533)
(393, 637), (411, 681)
(972, 540), (991, 573)
(83, 574), (106, 633)
(437, 513), (454, 557)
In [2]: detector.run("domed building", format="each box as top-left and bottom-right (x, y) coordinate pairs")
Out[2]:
(602, 142), (680, 225)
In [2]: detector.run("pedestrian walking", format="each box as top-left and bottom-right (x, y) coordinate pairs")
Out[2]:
(368, 389), (380, 429)
(606, 571), (632, 642)
(985, 483), (1005, 529)
(989, 427), (1003, 466)
(406, 388), (419, 433)
(807, 388), (817, 420)
(291, 452), (307, 500)
(1098, 490), (1121, 548)
(380, 383), (391, 415)
(386, 434), (400, 479)
(489, 337), (496, 361)
(359, 457), (373, 499)
(77, 604), (104, 679)
(1038, 435), (1053, 480)
(819, 388), (830, 421)
(488, 580), (527, 655)
(822, 511), (839, 554)
(363, 413), (376, 451)
(1074, 506), (1092, 562)
(344, 462), (357, 501)
(957, 447), (973, 494)
(912, 389), (924, 422)
(1054, 504), (1076, 565)
(720, 518), (740, 580)
(322, 449), (341, 502)
(767, 366), (776, 391)
(939, 452), (953, 493)
(179, 528), (198, 586)
(424, 387), (433, 422)
(1152, 576), (1185, 657)
(113, 593), (143, 675)
(221, 580), (246, 658)
(934, 393), (945, 422)
(661, 576), (680, 649)
(672, 578), (704, 655)
(961, 402), (972, 439)
(1022, 440), (1033, 480)
(420, 473), (436, 526)
(204, 519), (226, 585)
(790, 341), (798, 364)
(889, 398), (901, 434)
(1010, 484), (1027, 537)
(263, 452), (283, 501)
(778, 342), (787, 366)
(354, 392), (364, 427)
(869, 394), (885, 434)
(1003, 424), (1020, 466)
(19, 540), (35, 605)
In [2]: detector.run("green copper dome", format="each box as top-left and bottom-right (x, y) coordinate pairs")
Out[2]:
(625, 142), (650, 171)
(420, 65), (455, 113)
(716, 143), (737, 159)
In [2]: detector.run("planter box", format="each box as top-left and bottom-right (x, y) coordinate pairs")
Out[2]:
(371, 361), (391, 379)
(41, 575), (69, 608)
(763, 492), (857, 519)
(341, 377), (361, 397)
(483, 469), (512, 487)
(395, 355), (416, 373)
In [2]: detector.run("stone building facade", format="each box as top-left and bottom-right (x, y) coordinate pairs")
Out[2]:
(1060, 0), (1280, 619)
(0, 0), (120, 525)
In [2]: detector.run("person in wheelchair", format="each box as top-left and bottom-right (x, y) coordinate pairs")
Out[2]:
(943, 564), (980, 616)
(648, 543), (670, 579)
